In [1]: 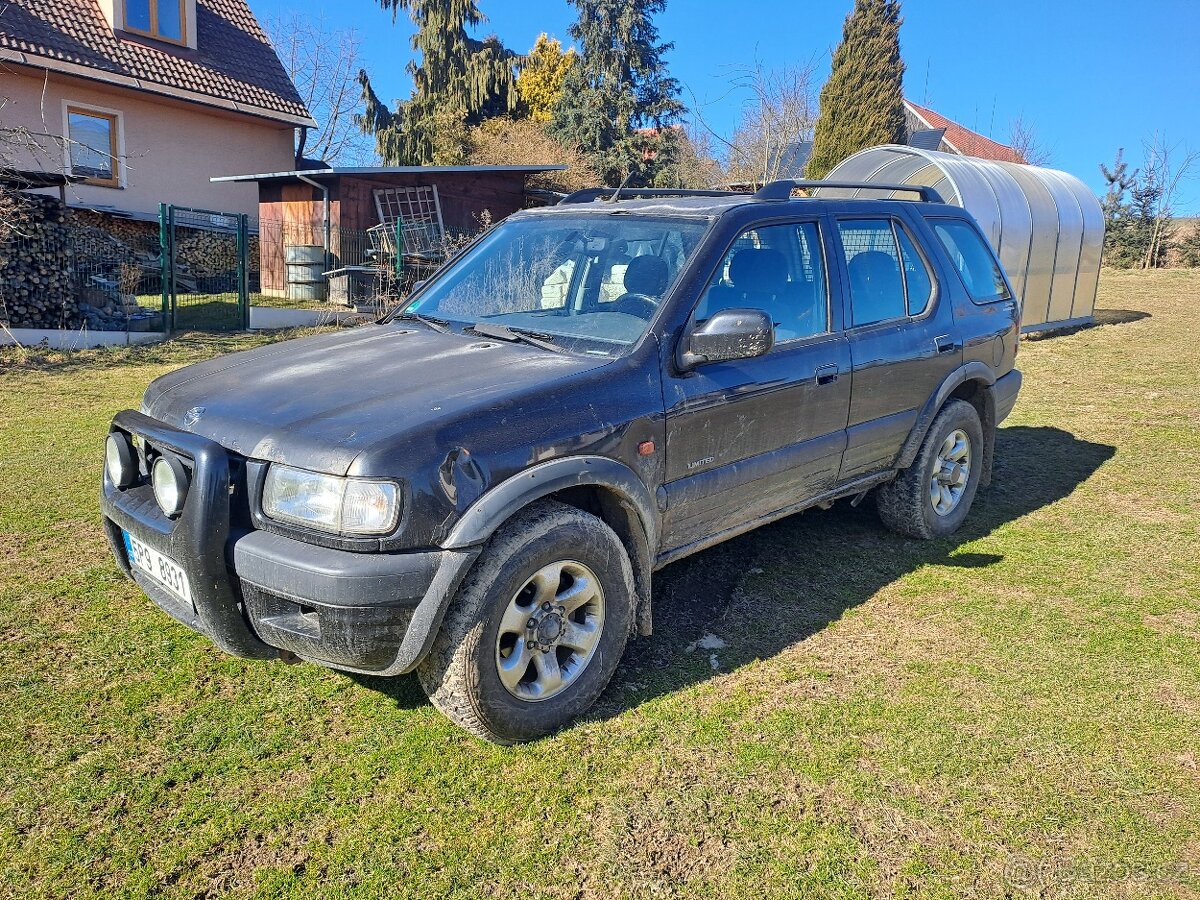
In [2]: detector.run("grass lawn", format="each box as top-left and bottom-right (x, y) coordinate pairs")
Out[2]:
(135, 292), (338, 330)
(1, 270), (1198, 899)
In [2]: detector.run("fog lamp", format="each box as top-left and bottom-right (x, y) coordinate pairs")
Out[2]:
(106, 433), (136, 489)
(152, 454), (189, 517)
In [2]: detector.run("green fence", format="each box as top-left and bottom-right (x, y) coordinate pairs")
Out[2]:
(160, 204), (249, 332)
(2, 199), (469, 335)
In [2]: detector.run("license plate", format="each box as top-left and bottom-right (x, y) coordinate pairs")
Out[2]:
(123, 531), (192, 605)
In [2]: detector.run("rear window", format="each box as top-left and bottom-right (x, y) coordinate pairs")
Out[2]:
(931, 219), (1011, 303)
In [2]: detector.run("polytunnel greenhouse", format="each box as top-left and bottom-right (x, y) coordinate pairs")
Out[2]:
(821, 146), (1105, 332)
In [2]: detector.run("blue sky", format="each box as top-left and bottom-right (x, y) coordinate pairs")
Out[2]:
(254, 0), (1200, 212)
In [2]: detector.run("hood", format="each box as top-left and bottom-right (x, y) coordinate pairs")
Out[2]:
(141, 324), (609, 475)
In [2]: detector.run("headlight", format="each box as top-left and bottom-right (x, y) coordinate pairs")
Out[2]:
(262, 465), (400, 535)
(152, 454), (189, 517)
(105, 432), (136, 489)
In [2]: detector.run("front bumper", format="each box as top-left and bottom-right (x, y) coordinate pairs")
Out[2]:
(101, 410), (479, 675)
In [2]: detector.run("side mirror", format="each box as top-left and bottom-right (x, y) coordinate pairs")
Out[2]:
(680, 308), (774, 369)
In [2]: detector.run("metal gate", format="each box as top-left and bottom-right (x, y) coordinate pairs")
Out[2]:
(159, 204), (250, 331)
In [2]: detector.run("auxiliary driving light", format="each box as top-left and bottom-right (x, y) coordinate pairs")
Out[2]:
(151, 454), (190, 517)
(105, 432), (136, 489)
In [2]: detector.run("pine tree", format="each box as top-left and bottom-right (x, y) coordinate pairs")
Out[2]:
(1099, 148), (1171, 269)
(1100, 148), (1136, 221)
(548, 0), (685, 186)
(358, 0), (519, 165)
(517, 35), (577, 124)
(805, 0), (907, 180)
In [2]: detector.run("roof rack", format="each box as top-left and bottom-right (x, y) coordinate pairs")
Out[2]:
(559, 187), (739, 205)
(752, 179), (944, 203)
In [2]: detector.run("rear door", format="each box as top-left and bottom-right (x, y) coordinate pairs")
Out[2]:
(661, 218), (851, 551)
(832, 209), (961, 481)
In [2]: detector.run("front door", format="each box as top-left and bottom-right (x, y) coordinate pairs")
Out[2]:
(661, 219), (852, 553)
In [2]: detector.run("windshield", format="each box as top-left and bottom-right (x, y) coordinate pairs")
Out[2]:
(401, 213), (709, 355)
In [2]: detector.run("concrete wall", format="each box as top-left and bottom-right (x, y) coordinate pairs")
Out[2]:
(0, 328), (166, 349)
(3, 65), (295, 218)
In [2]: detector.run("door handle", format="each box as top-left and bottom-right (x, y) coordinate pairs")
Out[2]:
(815, 364), (839, 385)
(934, 335), (959, 354)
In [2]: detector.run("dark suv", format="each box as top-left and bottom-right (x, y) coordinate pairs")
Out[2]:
(101, 180), (1022, 743)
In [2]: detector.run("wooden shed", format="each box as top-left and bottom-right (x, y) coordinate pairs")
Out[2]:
(212, 165), (566, 298)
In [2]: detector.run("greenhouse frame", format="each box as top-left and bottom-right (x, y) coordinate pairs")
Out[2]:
(823, 146), (1105, 332)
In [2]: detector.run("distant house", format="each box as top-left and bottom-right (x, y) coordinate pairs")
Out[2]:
(0, 0), (314, 219)
(729, 98), (1025, 188)
(902, 100), (1024, 164)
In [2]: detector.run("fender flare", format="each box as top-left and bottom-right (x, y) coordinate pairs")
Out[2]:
(896, 362), (997, 471)
(443, 455), (659, 552)
(386, 457), (660, 675)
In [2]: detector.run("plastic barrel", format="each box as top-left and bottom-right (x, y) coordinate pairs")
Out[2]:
(284, 245), (327, 301)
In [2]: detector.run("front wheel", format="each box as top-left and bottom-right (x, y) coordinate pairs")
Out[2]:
(876, 399), (985, 540)
(416, 500), (635, 744)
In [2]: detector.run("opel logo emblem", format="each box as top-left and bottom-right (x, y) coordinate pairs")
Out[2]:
(182, 407), (205, 428)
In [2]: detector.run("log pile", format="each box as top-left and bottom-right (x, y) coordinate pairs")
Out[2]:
(0, 194), (163, 331)
(173, 228), (258, 280)
(0, 195), (254, 331)
(69, 208), (157, 245)
(0, 195), (81, 329)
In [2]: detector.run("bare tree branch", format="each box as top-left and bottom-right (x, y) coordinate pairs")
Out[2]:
(265, 15), (380, 166)
(1141, 133), (1200, 268)
(1008, 115), (1052, 166)
(686, 57), (819, 187)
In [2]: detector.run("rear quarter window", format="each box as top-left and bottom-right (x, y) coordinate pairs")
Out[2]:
(930, 219), (1011, 303)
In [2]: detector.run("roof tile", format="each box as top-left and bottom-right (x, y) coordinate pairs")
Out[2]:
(905, 100), (1024, 164)
(0, 0), (312, 123)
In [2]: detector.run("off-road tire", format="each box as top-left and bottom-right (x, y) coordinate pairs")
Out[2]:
(416, 500), (635, 744)
(877, 399), (984, 540)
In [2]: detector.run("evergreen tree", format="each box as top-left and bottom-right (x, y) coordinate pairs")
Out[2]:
(805, 0), (907, 180)
(1099, 148), (1171, 269)
(517, 35), (577, 124)
(358, 0), (519, 165)
(548, 0), (685, 186)
(1100, 147), (1136, 221)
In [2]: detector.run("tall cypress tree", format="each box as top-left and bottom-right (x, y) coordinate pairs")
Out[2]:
(358, 0), (519, 165)
(548, 0), (685, 186)
(805, 0), (907, 179)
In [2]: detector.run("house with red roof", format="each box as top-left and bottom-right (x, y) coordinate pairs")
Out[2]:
(0, 0), (314, 218)
(902, 100), (1024, 164)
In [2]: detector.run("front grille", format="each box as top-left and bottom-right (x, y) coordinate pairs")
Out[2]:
(227, 453), (252, 529)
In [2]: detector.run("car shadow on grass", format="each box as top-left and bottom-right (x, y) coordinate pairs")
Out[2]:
(354, 425), (1114, 718)
(588, 424), (1116, 719)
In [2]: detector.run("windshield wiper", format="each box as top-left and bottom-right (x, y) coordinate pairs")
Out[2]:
(467, 321), (564, 353)
(392, 311), (450, 332)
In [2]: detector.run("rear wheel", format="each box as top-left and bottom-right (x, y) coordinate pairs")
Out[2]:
(877, 399), (984, 539)
(416, 500), (634, 744)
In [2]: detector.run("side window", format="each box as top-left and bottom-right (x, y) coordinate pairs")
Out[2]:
(697, 222), (829, 343)
(931, 219), (1011, 303)
(896, 226), (934, 315)
(839, 219), (906, 326)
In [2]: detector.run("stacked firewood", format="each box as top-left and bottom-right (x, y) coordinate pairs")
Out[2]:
(174, 228), (240, 278)
(0, 195), (82, 329)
